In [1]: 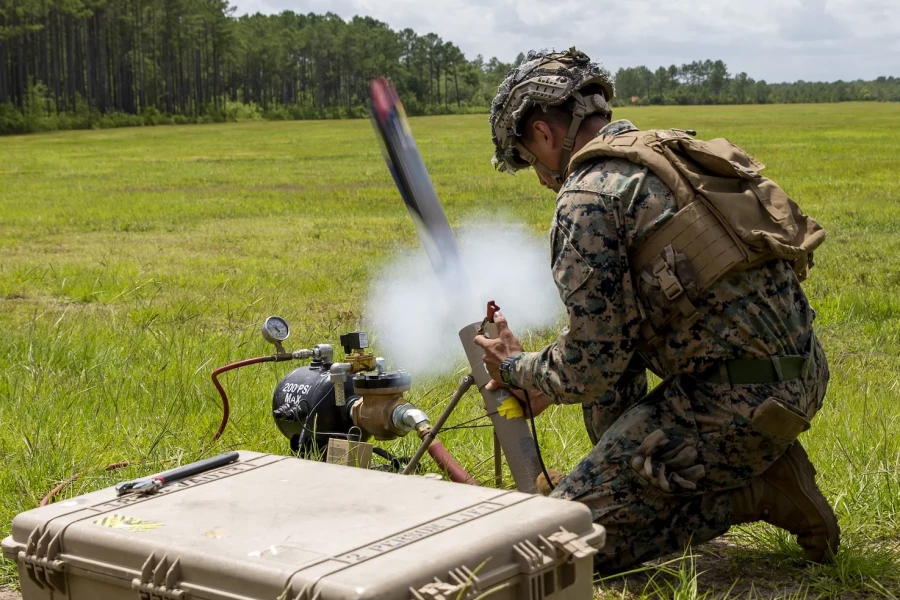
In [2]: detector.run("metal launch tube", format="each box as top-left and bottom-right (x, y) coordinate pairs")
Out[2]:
(459, 322), (540, 494)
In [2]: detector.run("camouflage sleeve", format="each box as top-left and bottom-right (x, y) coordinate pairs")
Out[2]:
(583, 361), (648, 444)
(508, 189), (642, 404)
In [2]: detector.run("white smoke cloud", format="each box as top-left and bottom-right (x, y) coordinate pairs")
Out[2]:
(365, 219), (564, 377)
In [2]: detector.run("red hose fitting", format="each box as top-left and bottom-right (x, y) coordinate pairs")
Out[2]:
(428, 440), (479, 486)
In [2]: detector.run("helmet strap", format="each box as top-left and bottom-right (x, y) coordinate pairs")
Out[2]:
(558, 91), (591, 181)
(515, 91), (599, 191)
(514, 87), (609, 192)
(515, 141), (563, 192)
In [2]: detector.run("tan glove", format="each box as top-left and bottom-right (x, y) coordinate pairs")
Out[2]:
(630, 429), (706, 492)
(536, 469), (565, 496)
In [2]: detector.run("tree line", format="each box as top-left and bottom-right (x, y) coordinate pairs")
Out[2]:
(1, 1), (897, 135)
(613, 60), (900, 106)
(0, 0), (513, 134)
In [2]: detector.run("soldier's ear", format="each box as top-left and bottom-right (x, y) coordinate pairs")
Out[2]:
(531, 120), (556, 149)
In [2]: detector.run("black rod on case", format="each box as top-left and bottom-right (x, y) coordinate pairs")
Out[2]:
(116, 452), (240, 496)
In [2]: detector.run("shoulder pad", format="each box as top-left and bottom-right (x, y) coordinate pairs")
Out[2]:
(561, 157), (650, 200)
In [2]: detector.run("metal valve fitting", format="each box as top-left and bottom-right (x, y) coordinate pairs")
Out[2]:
(329, 363), (353, 406)
(392, 404), (430, 435)
(315, 344), (334, 364)
(290, 344), (334, 364)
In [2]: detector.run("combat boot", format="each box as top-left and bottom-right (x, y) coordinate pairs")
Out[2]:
(729, 441), (839, 563)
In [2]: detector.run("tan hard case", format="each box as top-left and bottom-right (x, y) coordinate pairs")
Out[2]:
(3, 451), (604, 600)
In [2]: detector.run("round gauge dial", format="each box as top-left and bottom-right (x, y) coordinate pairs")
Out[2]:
(261, 316), (290, 344)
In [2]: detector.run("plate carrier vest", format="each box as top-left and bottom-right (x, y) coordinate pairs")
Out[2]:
(567, 129), (825, 346)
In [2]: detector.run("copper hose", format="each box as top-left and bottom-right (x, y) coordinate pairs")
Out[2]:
(210, 355), (276, 440)
(39, 461), (134, 507)
(41, 355), (274, 506)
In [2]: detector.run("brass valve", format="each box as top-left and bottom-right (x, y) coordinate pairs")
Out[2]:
(346, 350), (377, 374)
(340, 331), (377, 373)
(335, 331), (423, 441)
(348, 371), (414, 440)
(351, 394), (408, 441)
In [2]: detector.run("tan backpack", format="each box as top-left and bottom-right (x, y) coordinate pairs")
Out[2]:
(568, 128), (825, 342)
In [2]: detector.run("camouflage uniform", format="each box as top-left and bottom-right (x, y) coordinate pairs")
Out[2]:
(505, 119), (829, 572)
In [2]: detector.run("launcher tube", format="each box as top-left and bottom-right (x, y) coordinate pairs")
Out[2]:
(459, 322), (540, 493)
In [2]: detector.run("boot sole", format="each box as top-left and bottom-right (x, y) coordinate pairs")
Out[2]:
(766, 443), (840, 563)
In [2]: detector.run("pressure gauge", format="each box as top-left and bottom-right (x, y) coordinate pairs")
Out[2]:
(261, 316), (290, 346)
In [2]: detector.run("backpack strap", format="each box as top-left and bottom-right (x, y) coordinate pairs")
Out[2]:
(568, 130), (698, 209)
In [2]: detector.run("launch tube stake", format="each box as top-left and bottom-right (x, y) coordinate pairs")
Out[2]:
(401, 375), (474, 476)
(494, 432), (503, 488)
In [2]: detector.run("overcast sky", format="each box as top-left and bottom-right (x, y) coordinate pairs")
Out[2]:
(230, 0), (899, 83)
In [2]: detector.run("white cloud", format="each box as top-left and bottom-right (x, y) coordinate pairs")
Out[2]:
(779, 0), (847, 42)
(230, 0), (900, 82)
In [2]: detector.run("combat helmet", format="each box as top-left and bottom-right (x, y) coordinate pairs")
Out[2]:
(490, 48), (614, 190)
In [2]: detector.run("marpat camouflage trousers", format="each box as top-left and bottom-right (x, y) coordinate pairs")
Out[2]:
(551, 336), (829, 573)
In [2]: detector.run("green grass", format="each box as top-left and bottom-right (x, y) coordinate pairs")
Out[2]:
(1, 103), (899, 598)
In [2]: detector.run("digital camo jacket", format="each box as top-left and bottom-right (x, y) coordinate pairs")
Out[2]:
(508, 120), (817, 424)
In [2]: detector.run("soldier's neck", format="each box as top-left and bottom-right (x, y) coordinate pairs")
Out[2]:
(571, 117), (610, 156)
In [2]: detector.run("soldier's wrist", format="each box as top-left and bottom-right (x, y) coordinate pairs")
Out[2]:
(500, 353), (526, 389)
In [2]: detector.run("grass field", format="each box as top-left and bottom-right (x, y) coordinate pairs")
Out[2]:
(1, 103), (899, 598)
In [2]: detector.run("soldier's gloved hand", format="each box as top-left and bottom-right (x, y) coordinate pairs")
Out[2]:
(473, 311), (524, 383)
(630, 429), (706, 492)
(536, 469), (565, 496)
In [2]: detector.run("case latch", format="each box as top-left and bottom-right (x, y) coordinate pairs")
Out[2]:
(410, 565), (481, 600)
(513, 527), (600, 599)
(131, 553), (184, 599)
(19, 526), (67, 593)
(411, 527), (601, 600)
(548, 528), (598, 562)
(412, 581), (471, 600)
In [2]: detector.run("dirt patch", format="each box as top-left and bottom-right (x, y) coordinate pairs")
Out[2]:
(595, 538), (877, 599)
(0, 587), (20, 600)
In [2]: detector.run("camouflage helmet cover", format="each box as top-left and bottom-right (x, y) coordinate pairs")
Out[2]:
(490, 48), (615, 178)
